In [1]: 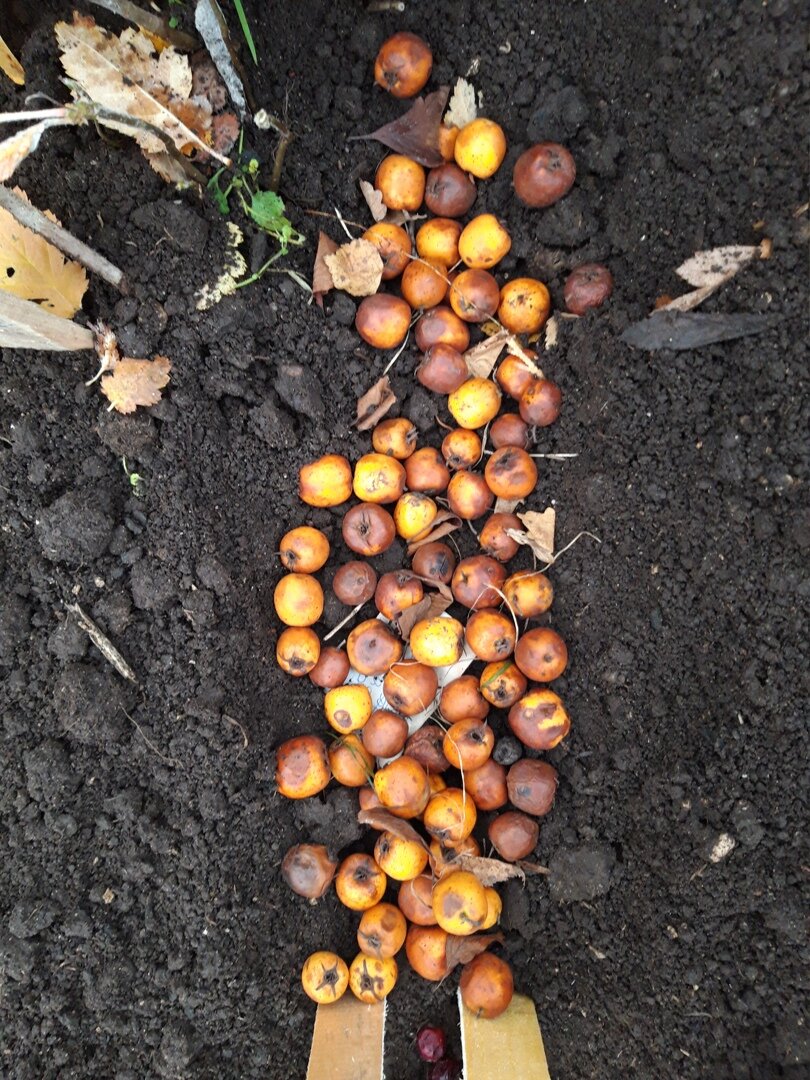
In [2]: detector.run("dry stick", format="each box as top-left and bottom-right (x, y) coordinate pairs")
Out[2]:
(86, 0), (200, 52)
(122, 708), (180, 767)
(0, 185), (129, 294)
(323, 601), (367, 642)
(68, 603), (138, 683)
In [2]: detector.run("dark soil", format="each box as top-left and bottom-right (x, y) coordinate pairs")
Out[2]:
(1, 1), (808, 1078)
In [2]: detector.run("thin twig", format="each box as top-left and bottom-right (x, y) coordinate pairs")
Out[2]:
(333, 205), (356, 241)
(323, 601), (367, 642)
(223, 714), (249, 760)
(540, 531), (602, 571)
(122, 708), (180, 767)
(68, 603), (138, 684)
(0, 186), (129, 293)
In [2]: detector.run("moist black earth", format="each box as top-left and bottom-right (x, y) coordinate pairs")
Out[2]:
(1, 1), (808, 1078)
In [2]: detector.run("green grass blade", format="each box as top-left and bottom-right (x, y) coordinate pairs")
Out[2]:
(231, 0), (258, 65)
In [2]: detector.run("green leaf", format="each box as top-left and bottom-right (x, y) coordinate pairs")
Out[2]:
(231, 0), (258, 65)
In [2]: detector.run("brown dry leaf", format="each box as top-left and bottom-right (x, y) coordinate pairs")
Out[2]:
(445, 932), (504, 975)
(0, 187), (88, 317)
(396, 592), (452, 641)
(544, 315), (559, 350)
(406, 510), (462, 555)
(0, 119), (73, 184)
(357, 809), (428, 847)
(324, 238), (384, 298)
(0, 35), (25, 85)
(458, 854), (525, 886)
(353, 87), (450, 168)
(659, 242), (770, 313)
(508, 336), (543, 377)
(355, 375), (396, 431)
(101, 355), (171, 413)
(506, 508), (556, 564)
(55, 14), (229, 175)
(444, 77), (477, 130)
(359, 180), (387, 223)
(493, 496), (523, 515)
(464, 328), (511, 378)
(518, 861), (551, 876)
(312, 231), (338, 307)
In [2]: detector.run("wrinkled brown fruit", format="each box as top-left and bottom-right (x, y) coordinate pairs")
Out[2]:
(404, 724), (450, 773)
(332, 560), (378, 605)
(488, 810), (539, 861)
(281, 843), (338, 899)
(342, 503), (397, 557)
(513, 142), (576, 208)
(507, 759), (558, 816)
(411, 540), (456, 584)
(425, 162), (477, 217)
(564, 263), (614, 315)
(519, 377), (562, 427)
(490, 412), (530, 449)
(451, 555), (507, 610)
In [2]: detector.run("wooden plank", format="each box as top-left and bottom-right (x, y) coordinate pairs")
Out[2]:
(0, 290), (93, 351)
(459, 990), (552, 1080)
(306, 996), (385, 1080)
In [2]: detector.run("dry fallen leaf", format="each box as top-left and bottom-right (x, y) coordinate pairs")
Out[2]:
(463, 328), (511, 378)
(0, 187), (88, 317)
(659, 241), (770, 313)
(444, 77), (477, 130)
(457, 854), (525, 886)
(406, 509), (462, 555)
(101, 355), (171, 413)
(359, 180), (387, 223)
(353, 87), (450, 168)
(493, 496), (523, 515)
(0, 119), (75, 184)
(357, 809), (428, 846)
(445, 932), (504, 975)
(0, 34), (25, 85)
(324, 238), (384, 297)
(621, 310), (780, 351)
(355, 375), (397, 431)
(55, 14), (230, 178)
(506, 508), (556, 564)
(396, 591), (452, 641)
(312, 230), (338, 307)
(544, 314), (559, 350)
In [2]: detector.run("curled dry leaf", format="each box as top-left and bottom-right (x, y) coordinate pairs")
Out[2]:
(544, 315), (559, 350)
(463, 328), (511, 379)
(0, 34), (25, 85)
(443, 77), (477, 130)
(358, 809), (428, 847)
(0, 119), (74, 184)
(658, 241), (771, 313)
(493, 497), (523, 515)
(445, 932), (504, 975)
(355, 375), (397, 431)
(406, 509), (462, 555)
(457, 854), (525, 886)
(0, 187), (88, 317)
(505, 508), (556, 564)
(101, 355), (171, 414)
(352, 87), (450, 168)
(517, 861), (551, 876)
(359, 180), (387, 223)
(395, 591), (452, 641)
(324, 238), (384, 298)
(312, 230), (339, 307)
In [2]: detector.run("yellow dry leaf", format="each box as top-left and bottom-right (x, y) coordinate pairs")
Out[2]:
(324, 238), (384, 297)
(0, 187), (88, 317)
(0, 120), (66, 184)
(0, 34), (24, 85)
(101, 356), (172, 414)
(54, 15), (227, 170)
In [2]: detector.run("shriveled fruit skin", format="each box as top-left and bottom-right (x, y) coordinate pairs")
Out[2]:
(507, 688), (570, 750)
(513, 142), (576, 208)
(507, 759), (558, 816)
(374, 31), (432, 98)
(488, 810), (539, 861)
(281, 844), (337, 898)
(459, 952), (514, 1019)
(564, 263), (613, 315)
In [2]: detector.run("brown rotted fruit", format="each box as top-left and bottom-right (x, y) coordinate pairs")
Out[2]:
(479, 512), (523, 562)
(507, 759), (558, 816)
(404, 723), (450, 773)
(372, 417), (417, 459)
(406, 924), (449, 981)
(465, 757), (508, 811)
(508, 687), (570, 749)
(416, 343), (468, 394)
(488, 810), (539, 861)
(432, 870), (488, 935)
(429, 835), (480, 876)
(513, 142), (576, 207)
(465, 609), (516, 662)
(401, 258), (449, 310)
(276, 734), (331, 799)
(299, 453), (353, 507)
(443, 719), (495, 771)
(514, 626), (568, 682)
(411, 540), (456, 584)
(503, 571), (553, 618)
(342, 503), (396, 557)
(423, 787), (477, 845)
(496, 353), (537, 400)
(398, 875), (437, 926)
(416, 217), (463, 267)
(460, 952), (514, 1019)
(353, 453), (407, 504)
(374, 31), (432, 98)
(373, 755), (431, 818)
(362, 709), (409, 758)
(564, 263), (614, 315)
(447, 470), (494, 520)
(479, 660), (527, 708)
(282, 843), (337, 898)
(276, 626), (321, 677)
(424, 163), (477, 217)
(497, 277), (551, 334)
(356, 293), (412, 349)
(519, 377), (562, 427)
(362, 221), (412, 280)
(484, 446), (538, 500)
(375, 571), (424, 620)
(451, 555), (507, 610)
(404, 447), (450, 494)
(383, 660), (439, 717)
(279, 525), (330, 573)
(335, 853), (387, 911)
(449, 268), (501, 323)
(375, 154), (426, 210)
(274, 573), (324, 627)
(346, 619), (403, 676)
(333, 560), (378, 605)
(442, 428), (483, 470)
(440, 674), (490, 723)
(329, 733), (375, 787)
(414, 304), (471, 353)
(489, 412), (530, 449)
(308, 645), (350, 688)
(358, 786), (383, 813)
